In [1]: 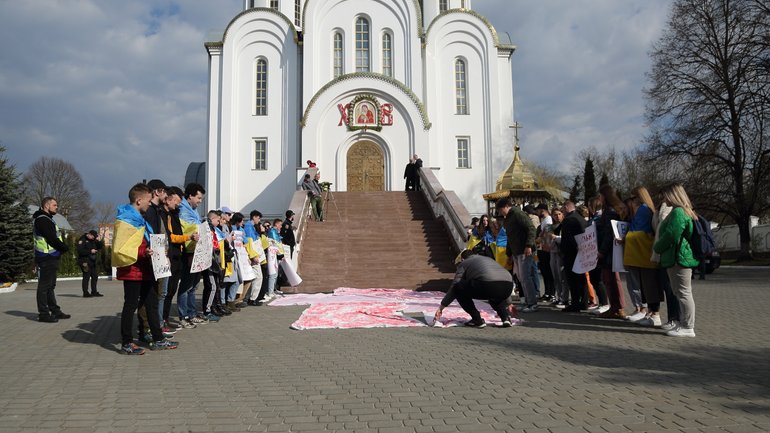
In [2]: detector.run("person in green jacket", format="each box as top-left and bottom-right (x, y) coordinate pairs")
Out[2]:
(653, 184), (699, 338)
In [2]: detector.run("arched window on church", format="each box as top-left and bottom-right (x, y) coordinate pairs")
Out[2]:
(255, 58), (268, 116)
(439, 0), (448, 12)
(294, 0), (301, 26)
(270, 0), (278, 10)
(333, 32), (344, 78)
(382, 33), (393, 77)
(355, 17), (370, 72)
(455, 59), (468, 114)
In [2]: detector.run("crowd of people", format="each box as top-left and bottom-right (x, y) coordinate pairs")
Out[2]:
(456, 183), (702, 337)
(33, 179), (298, 355)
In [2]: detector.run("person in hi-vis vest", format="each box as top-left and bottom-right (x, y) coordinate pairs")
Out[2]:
(33, 197), (71, 323)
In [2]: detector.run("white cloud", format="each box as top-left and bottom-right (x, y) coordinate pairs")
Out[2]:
(0, 0), (671, 205)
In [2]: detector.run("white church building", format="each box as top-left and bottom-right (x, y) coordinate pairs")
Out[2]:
(204, 0), (517, 216)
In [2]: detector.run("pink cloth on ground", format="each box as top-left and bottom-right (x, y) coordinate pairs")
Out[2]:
(270, 287), (523, 330)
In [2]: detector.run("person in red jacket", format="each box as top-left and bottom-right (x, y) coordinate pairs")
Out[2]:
(115, 183), (178, 355)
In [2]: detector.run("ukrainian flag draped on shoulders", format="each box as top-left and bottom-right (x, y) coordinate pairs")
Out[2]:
(179, 198), (202, 253)
(112, 204), (153, 268)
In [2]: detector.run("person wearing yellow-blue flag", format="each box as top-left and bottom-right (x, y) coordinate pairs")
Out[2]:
(33, 197), (70, 323)
(176, 183), (207, 328)
(113, 183), (178, 355)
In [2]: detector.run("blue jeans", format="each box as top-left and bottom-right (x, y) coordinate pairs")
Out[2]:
(513, 254), (539, 307)
(177, 258), (201, 319)
(226, 282), (239, 302)
(266, 272), (278, 297)
(157, 277), (169, 324)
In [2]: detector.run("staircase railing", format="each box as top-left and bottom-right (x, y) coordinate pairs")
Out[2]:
(418, 168), (472, 253)
(286, 167), (318, 270)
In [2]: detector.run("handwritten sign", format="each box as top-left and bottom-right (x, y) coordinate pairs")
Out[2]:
(572, 224), (598, 274)
(150, 234), (171, 279)
(190, 223), (212, 273)
(611, 220), (629, 273)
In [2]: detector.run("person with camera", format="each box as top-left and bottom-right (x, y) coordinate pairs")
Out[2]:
(77, 229), (104, 297)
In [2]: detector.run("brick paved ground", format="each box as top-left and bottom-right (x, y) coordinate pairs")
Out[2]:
(0, 267), (768, 433)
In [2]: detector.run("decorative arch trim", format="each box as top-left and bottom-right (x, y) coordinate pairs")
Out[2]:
(300, 72), (431, 130)
(302, 0), (424, 37)
(205, 7), (300, 48)
(424, 9), (516, 50)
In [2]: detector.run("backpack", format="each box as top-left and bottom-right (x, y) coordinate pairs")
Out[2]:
(688, 215), (716, 262)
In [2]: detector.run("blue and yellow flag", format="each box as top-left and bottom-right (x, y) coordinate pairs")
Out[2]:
(179, 198), (202, 253)
(111, 204), (153, 268)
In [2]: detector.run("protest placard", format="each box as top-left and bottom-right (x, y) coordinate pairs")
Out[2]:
(190, 223), (212, 273)
(150, 234), (171, 279)
(611, 220), (630, 273)
(572, 224), (598, 274)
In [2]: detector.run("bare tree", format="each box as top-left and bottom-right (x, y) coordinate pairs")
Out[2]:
(644, 0), (770, 260)
(92, 201), (116, 226)
(23, 157), (93, 233)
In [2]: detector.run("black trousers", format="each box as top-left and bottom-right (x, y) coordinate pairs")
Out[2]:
(256, 263), (269, 301)
(588, 266), (608, 305)
(36, 258), (62, 316)
(163, 257), (182, 322)
(565, 264), (588, 309)
(201, 269), (223, 313)
(122, 280), (162, 345)
(453, 279), (513, 321)
(80, 260), (98, 294)
(537, 251), (555, 297)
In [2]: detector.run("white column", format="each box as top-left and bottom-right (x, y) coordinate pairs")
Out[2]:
(206, 45), (223, 211)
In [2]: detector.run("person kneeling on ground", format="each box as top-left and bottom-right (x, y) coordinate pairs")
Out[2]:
(433, 249), (514, 328)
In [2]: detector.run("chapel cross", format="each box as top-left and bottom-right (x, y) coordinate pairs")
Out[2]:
(509, 122), (523, 151)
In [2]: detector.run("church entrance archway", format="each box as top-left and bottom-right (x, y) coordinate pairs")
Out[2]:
(346, 141), (385, 192)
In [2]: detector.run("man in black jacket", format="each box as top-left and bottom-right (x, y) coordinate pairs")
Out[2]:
(281, 210), (296, 258)
(560, 201), (588, 311)
(497, 198), (539, 312)
(76, 230), (103, 297)
(33, 197), (71, 322)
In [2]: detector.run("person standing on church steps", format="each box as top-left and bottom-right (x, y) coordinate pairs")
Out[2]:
(33, 197), (71, 323)
(412, 154), (423, 191)
(301, 173), (324, 222)
(77, 230), (104, 297)
(404, 159), (416, 191)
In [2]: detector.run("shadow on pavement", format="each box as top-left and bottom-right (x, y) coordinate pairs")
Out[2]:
(5, 310), (41, 321)
(62, 315), (122, 352)
(435, 332), (770, 412)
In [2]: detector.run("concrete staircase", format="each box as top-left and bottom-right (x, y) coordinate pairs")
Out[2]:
(294, 191), (457, 293)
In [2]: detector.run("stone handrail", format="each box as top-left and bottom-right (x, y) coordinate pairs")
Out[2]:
(418, 168), (472, 253)
(286, 166), (318, 269)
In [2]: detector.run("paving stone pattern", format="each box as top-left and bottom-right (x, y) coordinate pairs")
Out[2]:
(0, 267), (769, 432)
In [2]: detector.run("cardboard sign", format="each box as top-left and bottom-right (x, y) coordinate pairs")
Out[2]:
(150, 234), (171, 279)
(190, 223), (212, 273)
(572, 224), (598, 274)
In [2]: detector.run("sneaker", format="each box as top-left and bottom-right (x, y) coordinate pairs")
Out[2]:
(204, 313), (221, 322)
(464, 318), (487, 328)
(586, 303), (599, 310)
(626, 311), (646, 322)
(637, 315), (662, 327)
(500, 318), (512, 328)
(597, 310), (626, 319)
(521, 305), (539, 313)
(666, 326), (695, 337)
(554, 302), (566, 309)
(161, 326), (177, 335)
(82, 292), (92, 298)
(562, 304), (583, 312)
(91, 292), (104, 297)
(661, 320), (679, 331)
(181, 319), (197, 329)
(138, 333), (153, 344)
(191, 316), (208, 324)
(120, 343), (145, 355)
(38, 314), (58, 323)
(165, 320), (182, 329)
(54, 312), (71, 319)
(149, 339), (179, 350)
(538, 295), (552, 302)
(274, 290), (284, 296)
(589, 305), (610, 315)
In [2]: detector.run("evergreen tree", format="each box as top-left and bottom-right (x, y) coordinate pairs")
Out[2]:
(583, 157), (597, 204)
(568, 175), (582, 203)
(599, 173), (610, 188)
(0, 145), (34, 282)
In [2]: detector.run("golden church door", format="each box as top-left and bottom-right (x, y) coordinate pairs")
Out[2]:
(347, 141), (385, 192)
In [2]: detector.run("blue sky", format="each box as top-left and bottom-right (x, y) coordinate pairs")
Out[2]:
(0, 0), (671, 205)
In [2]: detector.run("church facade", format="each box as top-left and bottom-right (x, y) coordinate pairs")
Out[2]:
(204, 0), (516, 216)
